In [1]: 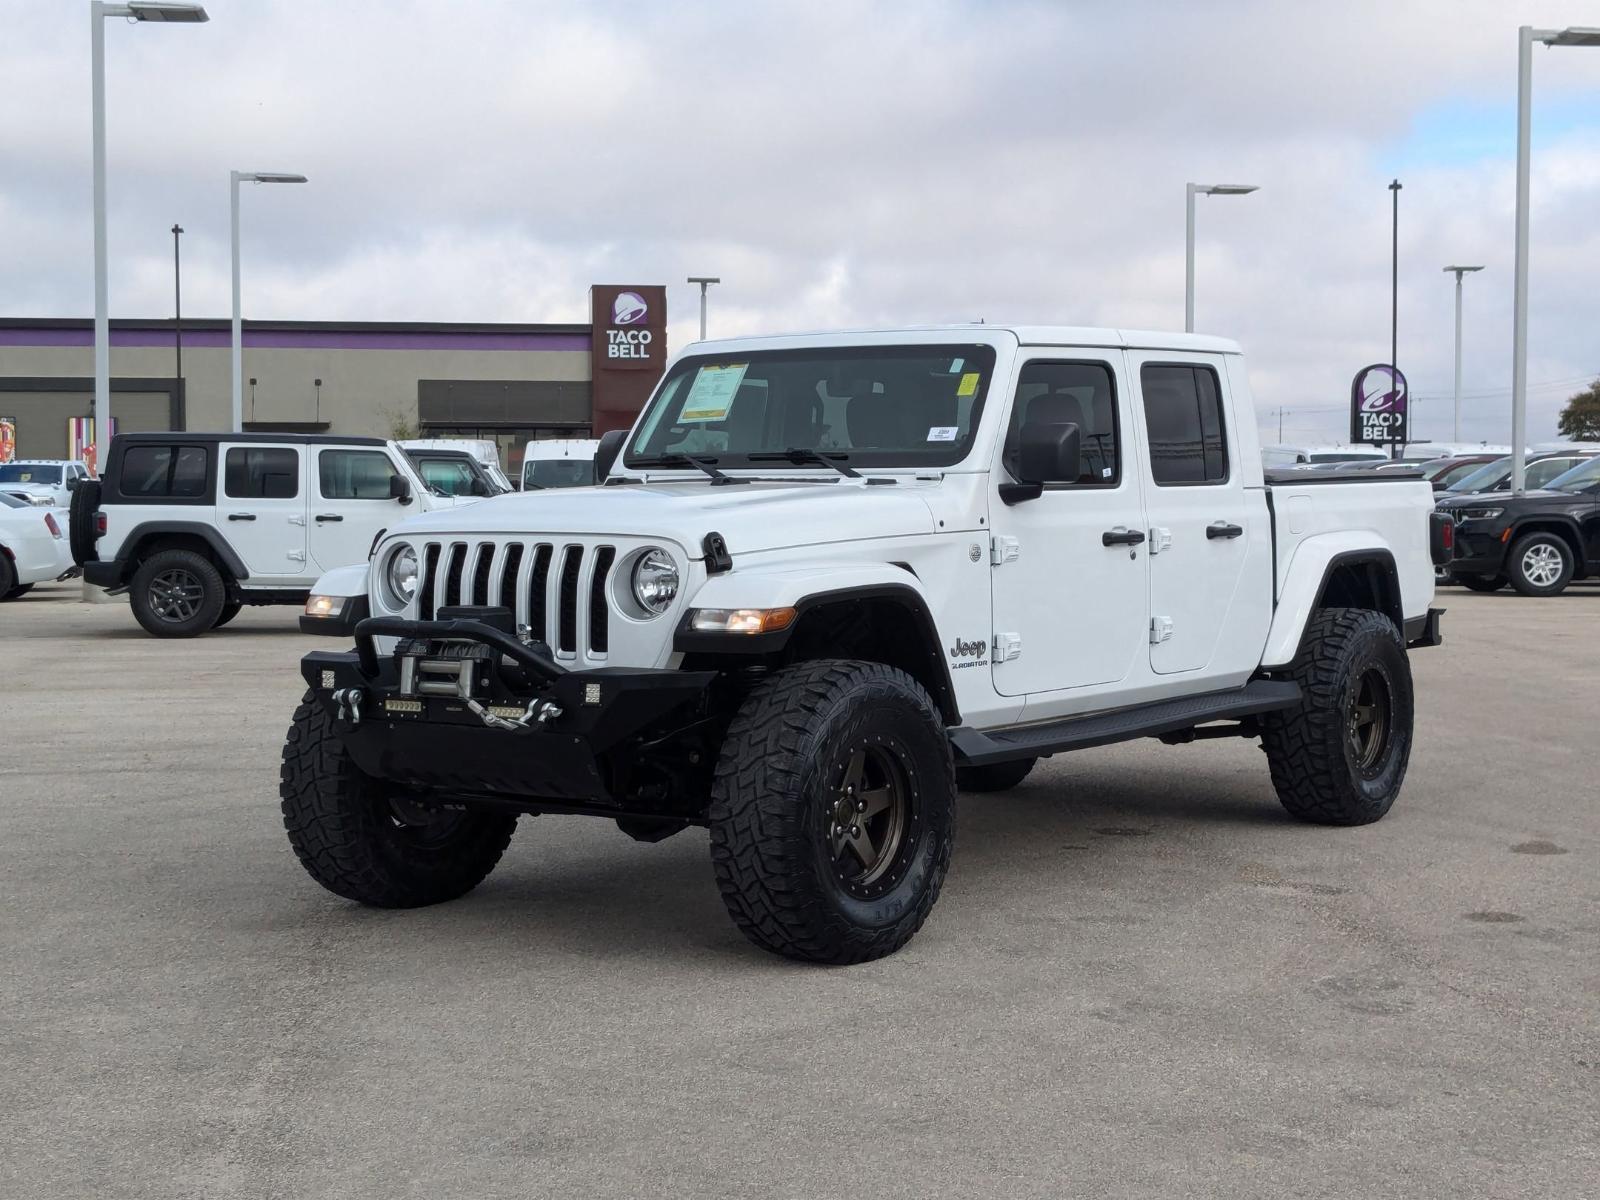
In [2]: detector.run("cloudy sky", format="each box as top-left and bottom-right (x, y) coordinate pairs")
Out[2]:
(4, 0), (1599, 445)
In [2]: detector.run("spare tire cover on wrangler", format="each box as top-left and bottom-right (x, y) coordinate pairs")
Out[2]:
(69, 479), (102, 566)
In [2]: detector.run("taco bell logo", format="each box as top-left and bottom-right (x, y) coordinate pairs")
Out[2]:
(612, 292), (648, 325)
(605, 290), (655, 361)
(1350, 363), (1408, 445)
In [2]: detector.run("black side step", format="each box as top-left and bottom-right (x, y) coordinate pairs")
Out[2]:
(949, 680), (1302, 765)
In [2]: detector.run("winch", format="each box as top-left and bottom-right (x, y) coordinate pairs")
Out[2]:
(391, 605), (563, 730)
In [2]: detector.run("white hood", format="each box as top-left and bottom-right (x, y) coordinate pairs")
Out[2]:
(386, 478), (940, 557)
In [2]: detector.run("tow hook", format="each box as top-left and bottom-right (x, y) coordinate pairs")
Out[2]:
(332, 687), (365, 727)
(463, 696), (564, 732)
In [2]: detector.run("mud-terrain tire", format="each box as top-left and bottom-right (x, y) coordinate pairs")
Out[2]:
(1506, 532), (1574, 597)
(68, 478), (101, 565)
(212, 598), (243, 629)
(1454, 572), (1505, 593)
(956, 757), (1036, 793)
(279, 692), (516, 907)
(708, 660), (956, 964)
(129, 548), (225, 637)
(1261, 608), (1413, 826)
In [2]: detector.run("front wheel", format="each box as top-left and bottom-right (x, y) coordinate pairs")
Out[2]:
(708, 660), (956, 964)
(279, 693), (517, 907)
(1506, 532), (1573, 597)
(1261, 608), (1413, 826)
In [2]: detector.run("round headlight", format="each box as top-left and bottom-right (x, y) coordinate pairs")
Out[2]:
(386, 545), (419, 606)
(631, 548), (679, 615)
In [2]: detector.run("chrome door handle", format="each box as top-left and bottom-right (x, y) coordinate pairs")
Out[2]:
(315, 514), (344, 523)
(1206, 522), (1244, 540)
(1102, 527), (1146, 547)
(227, 513), (256, 521)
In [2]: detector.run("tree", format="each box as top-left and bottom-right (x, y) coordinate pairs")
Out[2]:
(1557, 380), (1600, 441)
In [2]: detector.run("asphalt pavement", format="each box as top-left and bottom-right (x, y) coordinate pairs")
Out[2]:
(2, 579), (1596, 1199)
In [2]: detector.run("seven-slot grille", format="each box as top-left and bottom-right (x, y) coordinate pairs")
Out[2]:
(413, 540), (618, 658)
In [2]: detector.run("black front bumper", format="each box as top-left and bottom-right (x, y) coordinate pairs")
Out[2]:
(302, 616), (715, 805)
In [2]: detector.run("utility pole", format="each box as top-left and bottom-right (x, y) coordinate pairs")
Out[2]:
(687, 276), (720, 341)
(1388, 179), (1402, 459)
(171, 223), (184, 393)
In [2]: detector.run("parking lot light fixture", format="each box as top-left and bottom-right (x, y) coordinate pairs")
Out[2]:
(1185, 183), (1258, 333)
(230, 171), (308, 433)
(1443, 266), (1485, 441)
(1511, 26), (1600, 494)
(687, 276), (720, 341)
(89, 0), (208, 479)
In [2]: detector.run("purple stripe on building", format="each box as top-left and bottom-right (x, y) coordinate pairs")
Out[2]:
(0, 328), (591, 352)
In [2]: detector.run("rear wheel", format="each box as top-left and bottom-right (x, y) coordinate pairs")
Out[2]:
(956, 757), (1036, 793)
(279, 693), (517, 907)
(708, 660), (956, 964)
(1454, 573), (1505, 593)
(1261, 608), (1413, 826)
(129, 548), (226, 637)
(1506, 532), (1573, 597)
(0, 554), (19, 599)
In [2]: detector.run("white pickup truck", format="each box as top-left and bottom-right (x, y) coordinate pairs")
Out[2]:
(286, 326), (1450, 964)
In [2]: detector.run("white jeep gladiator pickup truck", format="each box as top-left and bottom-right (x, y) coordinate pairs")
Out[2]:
(286, 326), (1450, 964)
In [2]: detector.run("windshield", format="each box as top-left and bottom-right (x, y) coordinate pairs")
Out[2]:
(1446, 456), (1511, 493)
(625, 344), (998, 471)
(0, 464), (61, 484)
(413, 457), (481, 496)
(1547, 456), (1600, 493)
(523, 459), (596, 489)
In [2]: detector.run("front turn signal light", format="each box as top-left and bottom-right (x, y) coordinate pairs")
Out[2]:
(305, 594), (348, 618)
(688, 607), (797, 635)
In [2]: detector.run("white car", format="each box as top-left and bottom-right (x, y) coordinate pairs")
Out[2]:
(0, 492), (75, 600)
(290, 325), (1448, 964)
(0, 460), (90, 508)
(521, 438), (600, 490)
(78, 433), (471, 638)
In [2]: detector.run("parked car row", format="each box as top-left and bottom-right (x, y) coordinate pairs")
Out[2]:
(1437, 454), (1600, 596)
(0, 491), (76, 600)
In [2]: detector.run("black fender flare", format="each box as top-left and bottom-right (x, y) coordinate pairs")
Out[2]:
(673, 582), (961, 724)
(1305, 548), (1403, 635)
(112, 521), (250, 584)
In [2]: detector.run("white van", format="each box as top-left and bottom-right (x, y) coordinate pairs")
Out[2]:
(520, 438), (600, 490)
(400, 439), (513, 493)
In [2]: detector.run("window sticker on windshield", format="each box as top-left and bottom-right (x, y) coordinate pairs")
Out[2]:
(949, 358), (964, 374)
(927, 426), (959, 442)
(956, 372), (980, 397)
(679, 363), (748, 422)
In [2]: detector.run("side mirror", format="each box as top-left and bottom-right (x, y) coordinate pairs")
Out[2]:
(593, 429), (626, 483)
(1002, 422), (1081, 504)
(389, 475), (413, 505)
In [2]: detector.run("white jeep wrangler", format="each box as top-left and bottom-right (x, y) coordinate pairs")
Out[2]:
(285, 327), (1450, 964)
(76, 433), (467, 637)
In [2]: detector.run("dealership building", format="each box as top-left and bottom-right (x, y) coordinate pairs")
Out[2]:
(0, 284), (669, 473)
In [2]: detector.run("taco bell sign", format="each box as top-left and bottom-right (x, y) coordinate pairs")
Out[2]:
(590, 284), (668, 435)
(1349, 363), (1409, 446)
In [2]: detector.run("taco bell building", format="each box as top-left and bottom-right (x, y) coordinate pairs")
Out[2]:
(0, 284), (668, 474)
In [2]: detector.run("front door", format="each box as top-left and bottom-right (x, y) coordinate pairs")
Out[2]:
(216, 443), (308, 580)
(309, 446), (410, 573)
(1126, 353), (1262, 677)
(988, 355), (1149, 697)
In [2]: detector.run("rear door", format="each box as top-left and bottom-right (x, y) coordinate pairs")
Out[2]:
(309, 446), (410, 572)
(987, 354), (1149, 696)
(1126, 354), (1268, 678)
(216, 443), (309, 581)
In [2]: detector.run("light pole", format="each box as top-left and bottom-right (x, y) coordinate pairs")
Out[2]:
(1184, 184), (1257, 333)
(171, 223), (183, 389)
(1443, 265), (1484, 442)
(231, 171), (307, 432)
(687, 276), (720, 340)
(1512, 26), (1600, 493)
(90, 1), (208, 474)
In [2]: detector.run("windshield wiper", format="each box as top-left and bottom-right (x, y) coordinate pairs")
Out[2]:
(746, 448), (862, 479)
(629, 453), (749, 485)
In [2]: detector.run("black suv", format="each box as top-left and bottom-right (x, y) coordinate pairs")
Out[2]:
(1438, 455), (1600, 595)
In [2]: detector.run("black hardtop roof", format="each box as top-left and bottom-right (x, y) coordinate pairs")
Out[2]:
(111, 431), (387, 448)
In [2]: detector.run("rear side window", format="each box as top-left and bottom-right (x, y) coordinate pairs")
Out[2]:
(1003, 360), (1120, 486)
(319, 450), (399, 499)
(1141, 364), (1228, 485)
(120, 445), (208, 498)
(225, 447), (300, 499)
